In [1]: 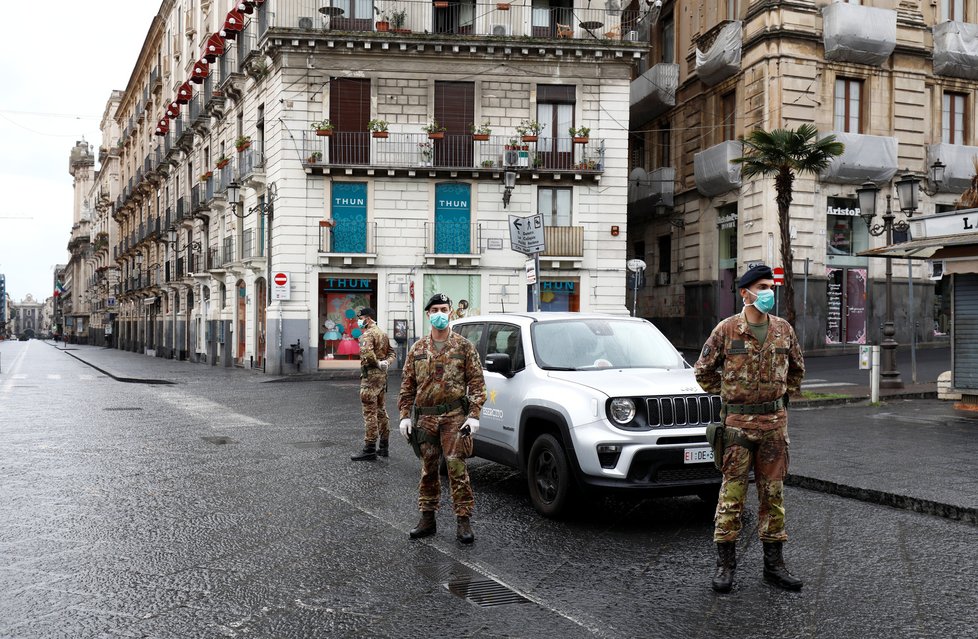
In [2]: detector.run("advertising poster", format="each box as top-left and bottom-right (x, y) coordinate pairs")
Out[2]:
(423, 274), (481, 334)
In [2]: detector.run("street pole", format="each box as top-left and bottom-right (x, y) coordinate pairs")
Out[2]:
(908, 258), (917, 384)
(802, 258), (810, 349)
(632, 270), (639, 317)
(880, 196), (903, 389)
(534, 252), (541, 312)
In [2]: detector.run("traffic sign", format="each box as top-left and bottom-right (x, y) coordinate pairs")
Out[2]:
(272, 272), (291, 301)
(525, 258), (537, 285)
(508, 214), (546, 254)
(773, 266), (785, 286)
(626, 259), (647, 273)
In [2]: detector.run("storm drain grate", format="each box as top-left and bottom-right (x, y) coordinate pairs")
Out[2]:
(202, 436), (235, 445)
(445, 577), (531, 608)
(290, 441), (332, 449)
(104, 407), (143, 411)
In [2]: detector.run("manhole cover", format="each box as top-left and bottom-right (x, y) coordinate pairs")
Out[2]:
(290, 441), (332, 449)
(104, 407), (144, 411)
(445, 577), (531, 608)
(202, 436), (234, 445)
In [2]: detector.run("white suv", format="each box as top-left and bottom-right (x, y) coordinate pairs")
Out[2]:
(452, 312), (723, 518)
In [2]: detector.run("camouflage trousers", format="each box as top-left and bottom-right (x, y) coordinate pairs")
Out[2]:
(417, 409), (474, 517)
(360, 372), (390, 445)
(714, 423), (789, 543)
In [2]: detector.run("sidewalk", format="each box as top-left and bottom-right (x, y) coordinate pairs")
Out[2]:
(46, 342), (976, 527)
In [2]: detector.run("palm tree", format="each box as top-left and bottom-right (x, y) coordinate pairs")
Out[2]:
(732, 124), (844, 328)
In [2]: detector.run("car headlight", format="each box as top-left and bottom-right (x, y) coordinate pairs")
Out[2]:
(609, 398), (636, 424)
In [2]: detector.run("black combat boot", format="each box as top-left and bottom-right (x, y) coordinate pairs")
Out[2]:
(762, 541), (803, 591)
(350, 443), (377, 461)
(377, 439), (389, 458)
(456, 516), (474, 544)
(711, 542), (737, 593)
(409, 511), (436, 539)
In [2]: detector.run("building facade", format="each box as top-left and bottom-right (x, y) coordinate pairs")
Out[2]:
(628, 0), (974, 351)
(7, 295), (43, 338)
(84, 0), (649, 373)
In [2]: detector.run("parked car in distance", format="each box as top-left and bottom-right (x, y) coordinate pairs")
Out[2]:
(452, 312), (723, 518)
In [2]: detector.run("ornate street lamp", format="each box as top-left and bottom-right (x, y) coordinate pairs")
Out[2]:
(855, 174), (920, 389)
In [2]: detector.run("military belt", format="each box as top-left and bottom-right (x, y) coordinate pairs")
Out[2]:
(415, 398), (466, 415)
(725, 397), (784, 415)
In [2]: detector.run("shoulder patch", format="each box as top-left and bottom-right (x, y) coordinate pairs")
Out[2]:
(701, 344), (711, 358)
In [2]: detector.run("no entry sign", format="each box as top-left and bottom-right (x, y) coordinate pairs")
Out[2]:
(272, 272), (291, 300)
(773, 267), (785, 286)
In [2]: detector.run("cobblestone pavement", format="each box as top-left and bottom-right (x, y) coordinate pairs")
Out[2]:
(1, 340), (976, 639)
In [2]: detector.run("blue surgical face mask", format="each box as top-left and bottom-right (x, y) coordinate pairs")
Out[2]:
(429, 312), (449, 330)
(357, 319), (365, 328)
(747, 289), (775, 314)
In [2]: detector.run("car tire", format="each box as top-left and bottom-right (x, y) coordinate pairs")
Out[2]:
(527, 433), (573, 518)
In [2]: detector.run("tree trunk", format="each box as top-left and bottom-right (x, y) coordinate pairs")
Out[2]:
(775, 169), (796, 328)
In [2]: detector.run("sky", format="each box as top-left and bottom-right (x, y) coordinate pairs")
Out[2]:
(0, 1), (162, 303)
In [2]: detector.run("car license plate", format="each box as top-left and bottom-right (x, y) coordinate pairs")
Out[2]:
(684, 447), (713, 464)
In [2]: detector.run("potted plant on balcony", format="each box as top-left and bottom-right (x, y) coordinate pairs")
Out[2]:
(570, 125), (590, 144)
(470, 120), (492, 141)
(235, 135), (251, 151)
(481, 159), (495, 168)
(200, 170), (214, 181)
(517, 119), (543, 142)
(423, 120), (446, 140)
(390, 8), (409, 33)
(576, 158), (598, 170)
(368, 119), (389, 138)
(216, 154), (230, 169)
(418, 141), (433, 167)
(307, 150), (323, 164)
(311, 119), (334, 137)
(376, 10), (391, 31)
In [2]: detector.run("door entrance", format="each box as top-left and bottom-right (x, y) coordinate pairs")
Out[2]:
(255, 278), (266, 368)
(236, 280), (247, 364)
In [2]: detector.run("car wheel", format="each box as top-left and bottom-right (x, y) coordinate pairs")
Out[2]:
(527, 433), (573, 518)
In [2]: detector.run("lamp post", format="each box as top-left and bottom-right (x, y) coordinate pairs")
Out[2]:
(855, 172), (921, 389)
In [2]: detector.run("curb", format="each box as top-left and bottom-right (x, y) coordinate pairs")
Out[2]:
(786, 474), (977, 526)
(57, 349), (175, 385)
(792, 390), (938, 409)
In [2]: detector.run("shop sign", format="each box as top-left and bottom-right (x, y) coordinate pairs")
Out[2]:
(914, 209), (978, 238)
(717, 212), (738, 229)
(827, 206), (861, 217)
(322, 278), (374, 291)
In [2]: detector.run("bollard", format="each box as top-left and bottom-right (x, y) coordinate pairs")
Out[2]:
(870, 345), (881, 403)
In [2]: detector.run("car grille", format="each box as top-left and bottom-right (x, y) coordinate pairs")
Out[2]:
(646, 395), (721, 428)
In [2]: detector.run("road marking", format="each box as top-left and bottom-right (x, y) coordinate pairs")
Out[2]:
(155, 387), (269, 428)
(46, 374), (62, 380)
(79, 374), (95, 380)
(1, 345), (31, 394)
(12, 374), (27, 380)
(802, 382), (857, 389)
(318, 487), (612, 638)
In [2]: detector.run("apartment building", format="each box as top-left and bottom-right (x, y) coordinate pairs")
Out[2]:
(628, 0), (975, 351)
(92, 0), (651, 373)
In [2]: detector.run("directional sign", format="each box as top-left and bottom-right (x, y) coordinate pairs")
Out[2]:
(272, 272), (291, 301)
(508, 214), (546, 254)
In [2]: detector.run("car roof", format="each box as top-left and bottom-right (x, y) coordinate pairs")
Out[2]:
(452, 312), (645, 327)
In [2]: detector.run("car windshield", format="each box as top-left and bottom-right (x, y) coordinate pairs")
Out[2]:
(531, 319), (684, 370)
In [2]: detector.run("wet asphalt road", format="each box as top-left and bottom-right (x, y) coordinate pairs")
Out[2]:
(1, 340), (976, 638)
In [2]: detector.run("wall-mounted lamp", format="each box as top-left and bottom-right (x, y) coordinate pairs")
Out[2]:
(226, 181), (277, 218)
(502, 171), (517, 208)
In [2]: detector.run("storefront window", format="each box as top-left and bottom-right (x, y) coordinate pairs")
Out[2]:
(319, 275), (377, 360)
(423, 274), (481, 334)
(826, 197), (869, 265)
(531, 278), (580, 312)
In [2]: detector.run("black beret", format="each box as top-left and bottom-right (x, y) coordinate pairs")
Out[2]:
(737, 264), (774, 289)
(424, 293), (451, 311)
(357, 307), (376, 319)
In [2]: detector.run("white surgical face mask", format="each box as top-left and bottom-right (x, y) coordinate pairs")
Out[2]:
(357, 319), (366, 328)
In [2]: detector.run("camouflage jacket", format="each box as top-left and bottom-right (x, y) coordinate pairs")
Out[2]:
(359, 324), (395, 377)
(694, 311), (805, 428)
(398, 332), (487, 420)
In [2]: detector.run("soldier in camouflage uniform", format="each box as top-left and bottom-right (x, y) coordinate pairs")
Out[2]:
(351, 307), (397, 462)
(398, 293), (487, 544)
(694, 264), (805, 593)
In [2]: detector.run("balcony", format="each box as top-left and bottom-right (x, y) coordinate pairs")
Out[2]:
(218, 44), (245, 99)
(176, 257), (185, 279)
(539, 225), (584, 269)
(694, 20), (742, 87)
(822, 2), (896, 67)
(819, 132), (897, 185)
(318, 221), (378, 266)
(424, 221), (482, 266)
(258, 0), (650, 44)
(222, 237), (235, 265)
(629, 63), (678, 128)
(301, 131), (605, 176)
(933, 21), (978, 80)
(240, 228), (267, 270)
(927, 142), (978, 193)
(693, 140), (742, 197)
(208, 247), (224, 273)
(218, 160), (235, 192)
(176, 197), (187, 221)
(238, 147), (265, 187)
(628, 166), (674, 212)
(191, 184), (206, 213)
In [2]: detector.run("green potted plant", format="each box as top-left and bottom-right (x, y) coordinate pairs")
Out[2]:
(422, 120), (446, 140)
(517, 119), (543, 142)
(200, 171), (214, 181)
(390, 8), (408, 32)
(307, 150), (323, 164)
(216, 154), (230, 169)
(481, 159), (495, 168)
(235, 135), (251, 151)
(376, 10), (391, 31)
(470, 120), (492, 141)
(368, 118), (389, 138)
(570, 125), (590, 144)
(311, 119), (334, 136)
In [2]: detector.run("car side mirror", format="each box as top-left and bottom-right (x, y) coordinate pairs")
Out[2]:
(485, 352), (514, 378)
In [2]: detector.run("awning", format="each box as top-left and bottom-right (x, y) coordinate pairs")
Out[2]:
(859, 231), (978, 260)
(222, 9), (245, 39)
(238, 1), (255, 15)
(176, 81), (194, 104)
(203, 33), (225, 62)
(191, 59), (209, 84)
(155, 118), (169, 136)
(165, 101), (181, 118)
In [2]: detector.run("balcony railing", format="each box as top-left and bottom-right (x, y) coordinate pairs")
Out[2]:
(191, 184), (203, 212)
(302, 131), (604, 172)
(258, 0), (650, 43)
(222, 237), (235, 264)
(176, 197), (187, 220)
(208, 247), (221, 270)
(694, 140), (742, 197)
(219, 160), (235, 191)
(424, 221), (482, 254)
(822, 2), (896, 67)
(176, 257), (185, 279)
(541, 225), (584, 257)
(819, 132), (897, 185)
(241, 228), (267, 259)
(933, 21), (978, 80)
(238, 147), (263, 179)
(320, 221), (377, 254)
(204, 175), (216, 202)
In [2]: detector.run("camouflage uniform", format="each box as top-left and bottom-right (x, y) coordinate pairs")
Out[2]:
(694, 310), (805, 543)
(398, 331), (487, 517)
(359, 323), (396, 447)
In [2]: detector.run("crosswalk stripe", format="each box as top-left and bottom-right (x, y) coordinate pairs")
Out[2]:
(46, 374), (62, 380)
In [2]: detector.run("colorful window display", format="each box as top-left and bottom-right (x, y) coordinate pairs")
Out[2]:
(319, 275), (376, 359)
